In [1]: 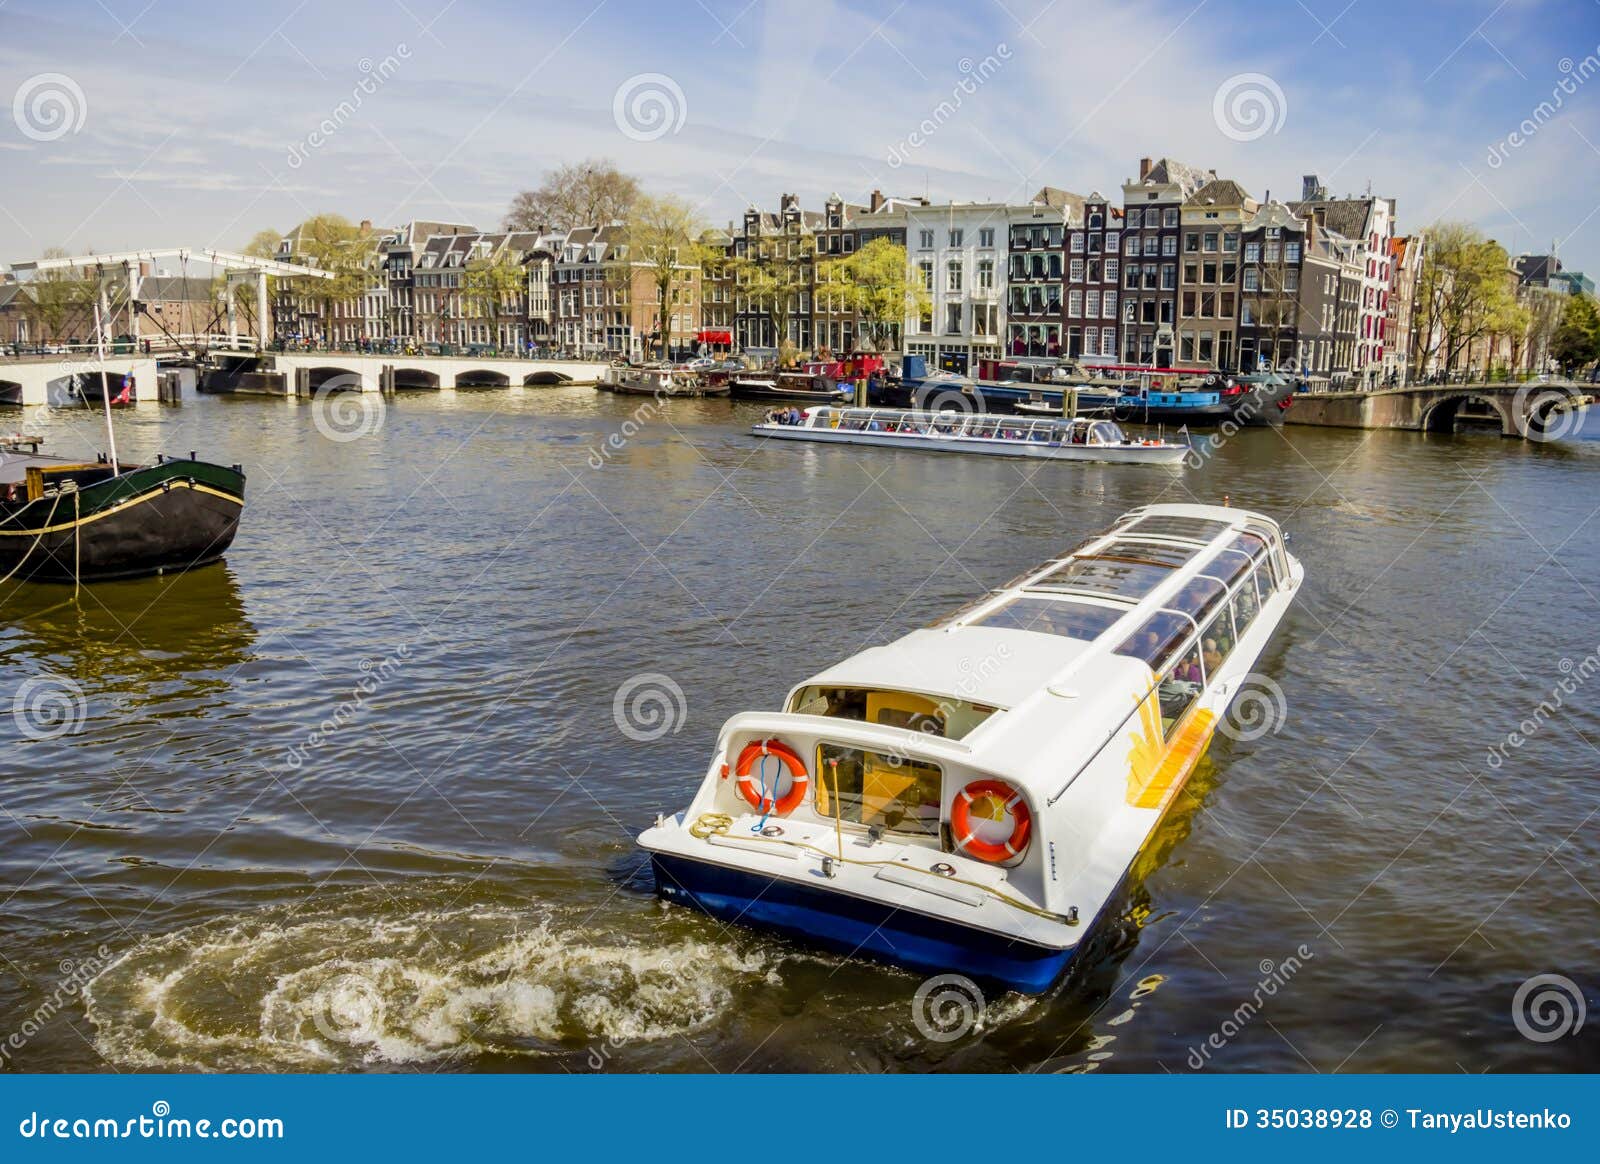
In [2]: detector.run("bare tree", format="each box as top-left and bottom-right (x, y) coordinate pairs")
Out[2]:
(503, 160), (639, 231)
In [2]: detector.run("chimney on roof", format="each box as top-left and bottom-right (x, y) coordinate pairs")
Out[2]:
(1301, 175), (1325, 201)
(1139, 157), (1154, 181)
(870, 189), (885, 212)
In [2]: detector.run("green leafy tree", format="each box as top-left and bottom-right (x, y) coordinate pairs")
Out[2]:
(1412, 222), (1520, 377)
(739, 230), (815, 364)
(30, 246), (96, 344)
(622, 194), (707, 358)
(289, 214), (375, 322)
(1551, 293), (1600, 373)
(820, 238), (926, 354)
(464, 246), (525, 334)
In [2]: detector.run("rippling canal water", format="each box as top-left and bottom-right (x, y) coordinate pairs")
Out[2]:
(2, 386), (1597, 1073)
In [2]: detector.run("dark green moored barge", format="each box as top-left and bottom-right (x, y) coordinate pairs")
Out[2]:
(0, 446), (245, 583)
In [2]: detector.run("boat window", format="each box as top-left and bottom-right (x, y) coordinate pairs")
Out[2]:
(1120, 514), (1233, 543)
(1168, 574), (1228, 626)
(970, 596), (1124, 641)
(1095, 539), (1199, 569)
(1199, 604), (1236, 676)
(1033, 552), (1173, 600)
(1092, 422), (1122, 445)
(1230, 574), (1261, 639)
(1113, 610), (1195, 672)
(787, 686), (998, 741)
(1156, 645), (1204, 735)
(1197, 546), (1250, 587)
(814, 743), (942, 836)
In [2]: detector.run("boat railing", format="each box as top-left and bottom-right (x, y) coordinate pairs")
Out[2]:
(814, 407), (1087, 444)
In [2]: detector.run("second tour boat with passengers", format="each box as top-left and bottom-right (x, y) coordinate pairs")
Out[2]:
(754, 406), (1189, 466)
(638, 503), (1303, 993)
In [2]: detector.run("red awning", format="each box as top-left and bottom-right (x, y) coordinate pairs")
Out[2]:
(695, 330), (733, 345)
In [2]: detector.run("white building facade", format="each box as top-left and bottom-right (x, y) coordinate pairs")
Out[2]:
(902, 203), (1009, 374)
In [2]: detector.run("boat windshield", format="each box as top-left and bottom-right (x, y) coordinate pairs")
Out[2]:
(1091, 421), (1125, 444)
(787, 685), (998, 740)
(813, 743), (942, 836)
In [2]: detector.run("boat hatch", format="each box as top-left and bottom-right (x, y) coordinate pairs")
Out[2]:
(787, 685), (998, 741)
(967, 595), (1125, 641)
(812, 742), (943, 837)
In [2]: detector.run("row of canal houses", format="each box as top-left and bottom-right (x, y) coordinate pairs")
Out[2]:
(266, 156), (1409, 384)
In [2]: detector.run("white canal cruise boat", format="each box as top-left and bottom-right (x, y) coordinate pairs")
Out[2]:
(753, 406), (1189, 466)
(638, 503), (1302, 993)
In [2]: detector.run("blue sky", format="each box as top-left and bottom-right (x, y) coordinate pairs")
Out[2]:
(2, 0), (1599, 271)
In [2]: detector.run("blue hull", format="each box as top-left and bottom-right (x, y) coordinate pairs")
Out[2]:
(650, 853), (1076, 994)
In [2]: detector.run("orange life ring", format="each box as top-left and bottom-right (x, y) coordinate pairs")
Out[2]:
(951, 779), (1032, 863)
(735, 739), (809, 816)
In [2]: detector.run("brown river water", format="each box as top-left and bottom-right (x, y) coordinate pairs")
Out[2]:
(1, 386), (1596, 1073)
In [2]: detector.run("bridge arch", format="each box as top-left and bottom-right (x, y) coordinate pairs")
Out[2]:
(1420, 393), (1511, 435)
(522, 369), (571, 386)
(0, 379), (22, 407)
(307, 365), (363, 392)
(453, 368), (510, 388)
(391, 367), (441, 391)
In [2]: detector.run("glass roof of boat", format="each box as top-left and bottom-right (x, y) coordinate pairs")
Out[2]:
(1028, 538), (1200, 602)
(1119, 514), (1235, 543)
(968, 596), (1126, 641)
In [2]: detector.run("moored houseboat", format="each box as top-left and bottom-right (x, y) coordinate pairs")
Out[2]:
(599, 365), (728, 397)
(638, 502), (1303, 993)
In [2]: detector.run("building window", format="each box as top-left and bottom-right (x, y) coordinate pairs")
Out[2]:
(919, 260), (934, 291)
(1101, 328), (1116, 356)
(1286, 242), (1301, 264)
(1203, 232), (1219, 252)
(1070, 232), (1085, 253)
(919, 229), (935, 249)
(1164, 208), (1179, 228)
(1244, 241), (1261, 263)
(1105, 259), (1119, 285)
(1070, 258), (1085, 282)
(1103, 290), (1117, 319)
(947, 260), (964, 291)
(1162, 236), (1177, 257)
(1185, 233), (1200, 253)
(1085, 290), (1100, 317)
(1223, 233), (1238, 252)
(977, 258), (994, 289)
(978, 227), (994, 247)
(1068, 289), (1083, 317)
(945, 303), (963, 334)
(1144, 236), (1159, 256)
(1127, 210), (1142, 229)
(949, 228), (964, 247)
(1243, 268), (1259, 292)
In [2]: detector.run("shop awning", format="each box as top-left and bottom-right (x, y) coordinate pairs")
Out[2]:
(695, 330), (733, 345)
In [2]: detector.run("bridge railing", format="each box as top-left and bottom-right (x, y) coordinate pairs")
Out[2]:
(263, 342), (594, 361)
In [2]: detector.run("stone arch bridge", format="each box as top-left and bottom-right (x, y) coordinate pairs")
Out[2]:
(1285, 380), (1594, 439)
(203, 352), (608, 395)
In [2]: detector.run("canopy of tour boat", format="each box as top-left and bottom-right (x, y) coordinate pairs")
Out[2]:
(753, 406), (1189, 466)
(639, 502), (1303, 993)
